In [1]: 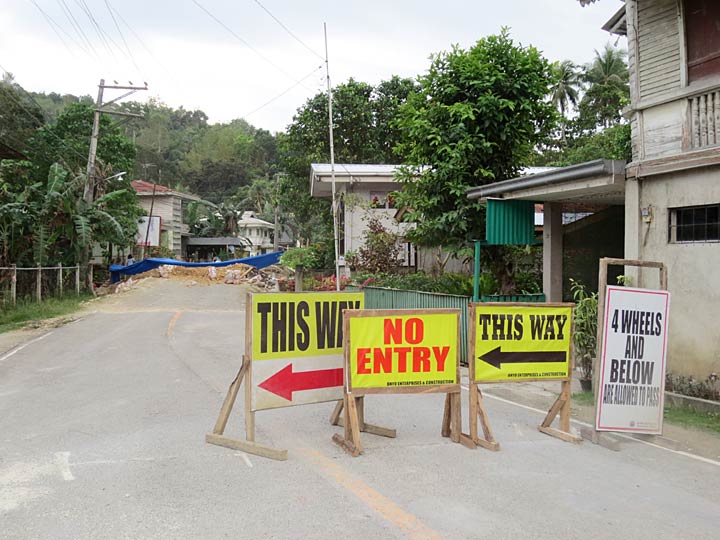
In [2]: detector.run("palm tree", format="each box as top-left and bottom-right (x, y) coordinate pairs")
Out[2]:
(580, 44), (630, 129)
(551, 60), (583, 118)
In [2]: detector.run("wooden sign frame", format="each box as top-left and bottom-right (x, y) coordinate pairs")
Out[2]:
(206, 293), (288, 460)
(593, 258), (668, 437)
(467, 302), (582, 450)
(332, 308), (474, 457)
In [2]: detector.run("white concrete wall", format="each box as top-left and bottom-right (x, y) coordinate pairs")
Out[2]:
(634, 167), (720, 376)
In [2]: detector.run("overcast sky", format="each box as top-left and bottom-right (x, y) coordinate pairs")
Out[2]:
(2, 0), (625, 133)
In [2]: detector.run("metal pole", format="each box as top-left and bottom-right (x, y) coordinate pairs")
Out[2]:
(142, 182), (157, 259)
(273, 173), (280, 252)
(324, 23), (341, 291)
(58, 263), (63, 297)
(473, 241), (481, 302)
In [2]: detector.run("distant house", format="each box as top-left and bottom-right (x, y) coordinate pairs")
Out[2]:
(237, 211), (274, 256)
(310, 164), (417, 271)
(131, 180), (200, 259)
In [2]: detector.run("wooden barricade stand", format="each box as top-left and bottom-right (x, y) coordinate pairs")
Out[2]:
(332, 309), (474, 457)
(467, 303), (582, 449)
(206, 290), (365, 461)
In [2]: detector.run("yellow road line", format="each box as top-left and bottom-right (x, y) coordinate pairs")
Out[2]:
(298, 447), (443, 540)
(166, 310), (183, 337)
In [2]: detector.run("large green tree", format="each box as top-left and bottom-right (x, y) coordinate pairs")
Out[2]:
(278, 76), (418, 244)
(395, 31), (557, 252)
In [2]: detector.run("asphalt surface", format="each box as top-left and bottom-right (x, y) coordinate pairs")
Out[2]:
(1, 279), (718, 539)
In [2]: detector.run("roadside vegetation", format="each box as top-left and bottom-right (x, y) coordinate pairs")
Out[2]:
(0, 293), (92, 334)
(573, 391), (720, 434)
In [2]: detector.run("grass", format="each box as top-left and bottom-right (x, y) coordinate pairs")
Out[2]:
(663, 406), (720, 434)
(573, 390), (720, 434)
(0, 293), (93, 333)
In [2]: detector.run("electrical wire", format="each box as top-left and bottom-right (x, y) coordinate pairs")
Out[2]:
(243, 64), (323, 119)
(103, 0), (143, 75)
(252, 0), (325, 61)
(74, 0), (117, 59)
(0, 64), (93, 164)
(191, 0), (313, 90)
(28, 0), (75, 56)
(57, 0), (96, 56)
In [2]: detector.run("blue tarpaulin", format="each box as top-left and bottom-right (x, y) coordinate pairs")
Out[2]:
(109, 251), (282, 283)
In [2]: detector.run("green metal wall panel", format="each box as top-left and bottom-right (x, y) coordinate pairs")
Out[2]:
(486, 199), (535, 245)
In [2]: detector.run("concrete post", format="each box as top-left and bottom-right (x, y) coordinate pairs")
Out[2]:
(542, 202), (563, 302)
(295, 265), (304, 292)
(624, 177), (642, 286)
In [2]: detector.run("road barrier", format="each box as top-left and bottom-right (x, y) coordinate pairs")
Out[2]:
(467, 302), (582, 450)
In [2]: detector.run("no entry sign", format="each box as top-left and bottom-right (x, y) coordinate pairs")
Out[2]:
(596, 286), (671, 434)
(347, 310), (460, 393)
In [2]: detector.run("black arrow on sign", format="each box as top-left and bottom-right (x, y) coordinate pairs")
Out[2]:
(478, 346), (566, 369)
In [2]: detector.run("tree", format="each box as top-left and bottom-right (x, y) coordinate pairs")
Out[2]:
(550, 60), (583, 117)
(395, 30), (557, 252)
(0, 73), (44, 155)
(278, 76), (417, 245)
(577, 44), (629, 129)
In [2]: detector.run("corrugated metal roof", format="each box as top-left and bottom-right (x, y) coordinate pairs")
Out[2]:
(131, 180), (172, 193)
(311, 163), (402, 176)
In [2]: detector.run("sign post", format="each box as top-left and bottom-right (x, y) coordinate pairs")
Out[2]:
(332, 309), (472, 456)
(469, 303), (581, 449)
(207, 291), (363, 460)
(596, 286), (670, 434)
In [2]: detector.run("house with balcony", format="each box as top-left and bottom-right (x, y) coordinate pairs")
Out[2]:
(466, 0), (720, 377)
(131, 180), (200, 259)
(237, 211), (274, 257)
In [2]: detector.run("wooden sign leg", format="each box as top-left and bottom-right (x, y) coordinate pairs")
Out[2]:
(206, 356), (288, 461)
(538, 380), (582, 443)
(329, 399), (343, 425)
(212, 358), (248, 435)
(332, 393), (364, 456)
(470, 385), (499, 451)
(335, 396), (397, 438)
(245, 356), (255, 443)
(441, 393), (452, 438)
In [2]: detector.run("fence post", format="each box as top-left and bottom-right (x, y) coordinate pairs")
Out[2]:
(36, 264), (42, 303)
(11, 264), (17, 306)
(87, 263), (94, 295)
(58, 263), (63, 297)
(295, 264), (304, 292)
(75, 265), (80, 295)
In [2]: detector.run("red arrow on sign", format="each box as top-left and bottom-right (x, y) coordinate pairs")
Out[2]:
(258, 364), (343, 401)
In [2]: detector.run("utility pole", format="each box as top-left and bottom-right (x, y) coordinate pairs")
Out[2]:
(273, 173), (281, 252)
(84, 79), (148, 207)
(324, 23), (341, 291)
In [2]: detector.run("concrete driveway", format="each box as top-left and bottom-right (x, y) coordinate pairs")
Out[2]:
(1, 279), (718, 539)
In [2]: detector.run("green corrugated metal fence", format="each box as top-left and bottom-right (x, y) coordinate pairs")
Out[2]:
(347, 286), (471, 365)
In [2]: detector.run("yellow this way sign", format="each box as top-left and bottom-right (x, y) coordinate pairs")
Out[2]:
(473, 304), (573, 382)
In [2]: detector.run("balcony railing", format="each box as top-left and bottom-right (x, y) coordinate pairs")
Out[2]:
(689, 90), (720, 149)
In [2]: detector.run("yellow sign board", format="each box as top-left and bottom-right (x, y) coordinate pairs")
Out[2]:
(250, 292), (363, 411)
(252, 292), (363, 360)
(472, 304), (573, 382)
(348, 310), (459, 392)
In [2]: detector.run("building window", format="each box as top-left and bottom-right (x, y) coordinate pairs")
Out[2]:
(684, 0), (720, 82)
(668, 204), (720, 242)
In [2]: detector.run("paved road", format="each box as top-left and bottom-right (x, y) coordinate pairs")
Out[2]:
(1, 280), (718, 539)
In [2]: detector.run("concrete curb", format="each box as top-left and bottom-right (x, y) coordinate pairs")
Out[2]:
(665, 391), (720, 414)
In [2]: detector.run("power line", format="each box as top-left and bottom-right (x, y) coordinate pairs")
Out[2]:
(74, 0), (117, 59)
(191, 0), (313, 89)
(57, 0), (96, 56)
(252, 0), (324, 61)
(28, 0), (75, 56)
(103, 0), (142, 75)
(0, 64), (95, 164)
(243, 64), (323, 119)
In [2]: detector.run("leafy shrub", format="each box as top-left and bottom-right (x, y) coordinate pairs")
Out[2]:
(280, 247), (319, 270)
(665, 372), (719, 401)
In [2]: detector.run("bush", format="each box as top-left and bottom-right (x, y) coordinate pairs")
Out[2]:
(665, 372), (720, 401)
